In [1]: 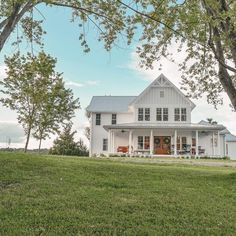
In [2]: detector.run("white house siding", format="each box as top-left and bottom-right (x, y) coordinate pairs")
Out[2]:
(90, 112), (133, 155)
(226, 142), (236, 160)
(87, 74), (230, 158)
(133, 87), (192, 123)
(197, 132), (224, 156)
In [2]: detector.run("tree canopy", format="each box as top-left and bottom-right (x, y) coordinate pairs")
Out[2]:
(0, 51), (79, 152)
(0, 1), (236, 110)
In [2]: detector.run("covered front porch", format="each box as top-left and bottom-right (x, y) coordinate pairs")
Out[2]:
(104, 123), (225, 157)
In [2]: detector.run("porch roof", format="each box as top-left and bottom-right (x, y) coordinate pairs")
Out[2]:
(104, 122), (225, 131)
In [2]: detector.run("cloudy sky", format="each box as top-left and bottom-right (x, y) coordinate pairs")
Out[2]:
(0, 5), (236, 149)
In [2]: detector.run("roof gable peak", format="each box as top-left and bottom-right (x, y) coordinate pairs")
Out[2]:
(130, 74), (196, 109)
(151, 73), (172, 87)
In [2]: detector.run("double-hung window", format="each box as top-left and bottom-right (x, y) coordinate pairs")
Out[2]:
(156, 108), (162, 121)
(181, 108), (187, 121)
(103, 139), (108, 151)
(138, 108), (144, 121)
(145, 108), (150, 121)
(138, 136), (143, 149)
(111, 114), (117, 124)
(156, 108), (168, 121)
(175, 108), (187, 121)
(144, 136), (150, 149)
(163, 108), (168, 121)
(138, 108), (150, 121)
(138, 136), (150, 150)
(174, 108), (180, 121)
(96, 113), (101, 125)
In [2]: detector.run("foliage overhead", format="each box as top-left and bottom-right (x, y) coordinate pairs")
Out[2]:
(0, 1), (236, 110)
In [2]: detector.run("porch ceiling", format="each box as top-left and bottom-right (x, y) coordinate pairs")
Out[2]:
(103, 122), (225, 131)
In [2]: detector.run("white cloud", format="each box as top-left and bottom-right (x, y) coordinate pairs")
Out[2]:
(86, 80), (99, 86)
(126, 43), (236, 134)
(126, 41), (187, 85)
(65, 80), (99, 89)
(65, 81), (84, 88)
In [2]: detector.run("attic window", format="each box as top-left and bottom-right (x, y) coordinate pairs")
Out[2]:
(160, 91), (164, 98)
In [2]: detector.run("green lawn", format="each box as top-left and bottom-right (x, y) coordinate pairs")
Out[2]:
(1, 153), (236, 236)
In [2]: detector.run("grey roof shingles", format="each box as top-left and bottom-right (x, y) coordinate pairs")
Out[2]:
(86, 96), (136, 113)
(225, 133), (236, 142)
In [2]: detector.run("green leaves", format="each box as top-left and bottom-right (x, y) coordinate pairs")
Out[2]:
(49, 123), (88, 156)
(0, 51), (80, 151)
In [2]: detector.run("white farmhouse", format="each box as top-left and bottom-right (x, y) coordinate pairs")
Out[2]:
(87, 74), (236, 160)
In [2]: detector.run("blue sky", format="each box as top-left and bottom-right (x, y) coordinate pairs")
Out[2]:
(0, 4), (236, 149)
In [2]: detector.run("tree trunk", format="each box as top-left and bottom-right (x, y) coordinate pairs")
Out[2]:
(218, 64), (236, 110)
(0, 2), (33, 52)
(24, 124), (32, 153)
(38, 138), (42, 153)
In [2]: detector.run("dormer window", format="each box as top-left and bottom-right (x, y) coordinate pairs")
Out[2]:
(160, 91), (164, 98)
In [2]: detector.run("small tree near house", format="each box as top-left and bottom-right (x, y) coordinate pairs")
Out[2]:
(49, 123), (89, 156)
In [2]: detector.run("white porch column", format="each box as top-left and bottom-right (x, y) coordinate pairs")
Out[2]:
(195, 130), (199, 157)
(128, 130), (133, 155)
(112, 131), (115, 154)
(212, 131), (215, 156)
(217, 130), (220, 156)
(108, 130), (111, 154)
(150, 129), (153, 155)
(110, 131), (114, 154)
(174, 130), (177, 156)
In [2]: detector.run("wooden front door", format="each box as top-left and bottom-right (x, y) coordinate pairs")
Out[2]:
(154, 136), (171, 155)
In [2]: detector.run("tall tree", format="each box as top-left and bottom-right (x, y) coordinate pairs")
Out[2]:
(0, 51), (79, 152)
(33, 75), (79, 152)
(118, 0), (236, 109)
(1, 1), (236, 111)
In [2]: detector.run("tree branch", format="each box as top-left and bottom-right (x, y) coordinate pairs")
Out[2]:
(48, 1), (113, 23)
(0, 1), (35, 52)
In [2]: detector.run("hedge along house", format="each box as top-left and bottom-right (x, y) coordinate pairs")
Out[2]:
(87, 74), (235, 159)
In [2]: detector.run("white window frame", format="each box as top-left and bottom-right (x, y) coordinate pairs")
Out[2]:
(145, 108), (150, 121)
(138, 108), (144, 121)
(175, 108), (187, 122)
(111, 114), (117, 125)
(138, 108), (150, 121)
(156, 108), (168, 121)
(103, 139), (108, 151)
(137, 136), (150, 150)
(96, 113), (101, 125)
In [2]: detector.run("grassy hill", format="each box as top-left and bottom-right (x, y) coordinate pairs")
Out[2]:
(1, 152), (236, 235)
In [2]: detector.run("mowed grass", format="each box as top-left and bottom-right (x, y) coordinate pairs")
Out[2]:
(1, 153), (236, 236)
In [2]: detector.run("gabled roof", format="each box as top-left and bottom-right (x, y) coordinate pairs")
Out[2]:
(220, 128), (231, 135)
(130, 74), (196, 110)
(225, 133), (236, 142)
(86, 96), (136, 113)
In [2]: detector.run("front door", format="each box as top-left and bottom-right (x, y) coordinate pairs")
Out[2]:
(154, 136), (171, 155)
